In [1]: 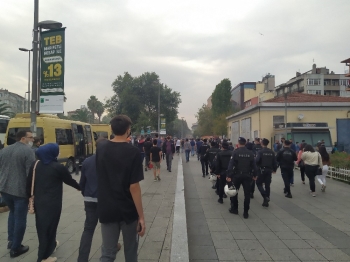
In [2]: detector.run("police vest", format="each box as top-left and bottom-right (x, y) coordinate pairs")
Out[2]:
(234, 148), (254, 174)
(207, 148), (221, 164)
(200, 144), (210, 156)
(217, 150), (232, 172)
(260, 148), (275, 168)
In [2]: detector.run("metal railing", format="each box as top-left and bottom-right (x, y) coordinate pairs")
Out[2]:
(327, 166), (350, 183)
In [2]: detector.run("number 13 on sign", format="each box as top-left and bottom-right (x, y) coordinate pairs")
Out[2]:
(44, 63), (62, 77)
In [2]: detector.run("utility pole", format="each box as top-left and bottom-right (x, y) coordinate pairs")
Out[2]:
(31, 0), (39, 136)
(284, 92), (288, 139)
(158, 83), (160, 135)
(181, 117), (184, 138)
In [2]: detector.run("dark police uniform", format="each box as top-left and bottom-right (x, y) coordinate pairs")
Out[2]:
(207, 144), (221, 189)
(250, 142), (263, 198)
(276, 142), (297, 197)
(215, 146), (232, 203)
(199, 141), (210, 177)
(227, 137), (257, 218)
(255, 140), (278, 207)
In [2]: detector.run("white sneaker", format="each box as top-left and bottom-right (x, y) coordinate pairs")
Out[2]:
(312, 192), (316, 197)
(42, 257), (57, 262)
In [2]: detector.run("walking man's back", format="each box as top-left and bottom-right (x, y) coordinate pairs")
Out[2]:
(96, 115), (145, 262)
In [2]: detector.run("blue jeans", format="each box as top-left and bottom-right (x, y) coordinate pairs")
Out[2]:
(1, 192), (28, 250)
(185, 149), (190, 162)
(191, 146), (195, 156)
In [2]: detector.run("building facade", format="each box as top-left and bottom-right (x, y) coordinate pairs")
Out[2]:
(230, 82), (256, 110)
(226, 93), (350, 149)
(275, 64), (350, 98)
(0, 89), (27, 114)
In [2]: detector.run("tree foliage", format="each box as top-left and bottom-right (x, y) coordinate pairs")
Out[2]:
(0, 102), (14, 117)
(70, 108), (92, 123)
(105, 72), (181, 133)
(167, 118), (191, 138)
(87, 95), (105, 123)
(211, 78), (233, 117)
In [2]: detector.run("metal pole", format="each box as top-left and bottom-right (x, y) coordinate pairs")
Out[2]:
(158, 84), (160, 134)
(181, 117), (184, 138)
(284, 93), (287, 139)
(37, 27), (42, 113)
(28, 51), (31, 113)
(31, 0), (39, 136)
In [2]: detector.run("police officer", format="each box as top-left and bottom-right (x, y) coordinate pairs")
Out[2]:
(255, 138), (278, 207)
(276, 139), (297, 198)
(250, 138), (263, 199)
(215, 142), (232, 204)
(199, 139), (210, 177)
(226, 137), (257, 219)
(207, 141), (221, 189)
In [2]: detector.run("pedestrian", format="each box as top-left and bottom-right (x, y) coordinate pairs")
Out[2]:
(137, 135), (145, 170)
(190, 138), (196, 156)
(0, 130), (35, 258)
(32, 137), (41, 152)
(207, 141), (221, 189)
(296, 142), (306, 184)
(143, 137), (153, 172)
(162, 136), (175, 172)
(184, 138), (191, 162)
(195, 138), (203, 161)
(226, 137), (257, 219)
(255, 138), (278, 207)
(96, 115), (145, 262)
(199, 139), (210, 177)
(250, 138), (262, 199)
(78, 137), (121, 262)
(215, 142), (232, 204)
(162, 137), (166, 160)
(245, 139), (253, 150)
(276, 140), (297, 198)
(301, 144), (323, 197)
(317, 146), (330, 192)
(295, 142), (300, 154)
(26, 143), (80, 262)
(175, 138), (181, 155)
(273, 140), (279, 152)
(154, 133), (162, 148)
(181, 138), (185, 153)
(290, 139), (296, 152)
(150, 139), (162, 181)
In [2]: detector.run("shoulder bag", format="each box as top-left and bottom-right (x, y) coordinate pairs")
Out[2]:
(28, 160), (40, 214)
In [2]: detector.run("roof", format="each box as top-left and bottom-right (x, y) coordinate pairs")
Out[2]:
(341, 58), (350, 63)
(265, 93), (350, 103)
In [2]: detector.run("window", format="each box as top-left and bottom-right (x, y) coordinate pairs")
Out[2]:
(96, 131), (108, 139)
(55, 128), (73, 145)
(273, 115), (284, 125)
(7, 127), (44, 145)
(324, 80), (330, 86)
(340, 79), (350, 86)
(307, 90), (322, 95)
(292, 132), (331, 147)
(331, 80), (339, 86)
(0, 119), (9, 133)
(307, 79), (321, 85)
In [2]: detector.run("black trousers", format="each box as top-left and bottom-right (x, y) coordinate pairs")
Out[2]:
(166, 153), (173, 171)
(200, 158), (209, 176)
(281, 168), (294, 194)
(256, 169), (272, 199)
(300, 166), (305, 182)
(218, 174), (226, 199)
(78, 202), (98, 262)
(230, 175), (251, 212)
(250, 180), (255, 194)
(305, 165), (318, 192)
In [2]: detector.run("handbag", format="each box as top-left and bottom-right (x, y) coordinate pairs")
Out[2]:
(28, 160), (40, 214)
(148, 162), (154, 169)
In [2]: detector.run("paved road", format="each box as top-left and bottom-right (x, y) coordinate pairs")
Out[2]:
(0, 155), (178, 262)
(2, 152), (350, 262)
(184, 154), (350, 262)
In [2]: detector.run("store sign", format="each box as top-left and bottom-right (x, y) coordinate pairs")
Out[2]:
(160, 117), (166, 135)
(40, 28), (65, 113)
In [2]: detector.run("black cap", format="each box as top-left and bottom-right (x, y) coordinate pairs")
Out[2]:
(238, 137), (246, 143)
(222, 142), (229, 149)
(284, 140), (291, 145)
(261, 138), (269, 145)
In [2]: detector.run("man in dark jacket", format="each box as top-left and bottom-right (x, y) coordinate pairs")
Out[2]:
(199, 139), (210, 177)
(250, 138), (262, 199)
(162, 136), (175, 172)
(78, 138), (121, 261)
(207, 142), (221, 189)
(255, 138), (278, 207)
(215, 142), (232, 203)
(276, 140), (297, 198)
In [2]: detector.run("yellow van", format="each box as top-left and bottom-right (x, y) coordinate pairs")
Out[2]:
(5, 113), (96, 173)
(91, 124), (112, 139)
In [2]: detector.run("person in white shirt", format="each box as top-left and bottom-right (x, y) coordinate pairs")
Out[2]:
(175, 139), (181, 155)
(301, 144), (323, 197)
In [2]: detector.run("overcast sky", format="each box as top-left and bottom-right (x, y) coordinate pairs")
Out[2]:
(1, 0), (349, 126)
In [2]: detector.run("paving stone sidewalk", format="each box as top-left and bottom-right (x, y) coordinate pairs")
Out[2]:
(0, 155), (179, 262)
(183, 154), (350, 262)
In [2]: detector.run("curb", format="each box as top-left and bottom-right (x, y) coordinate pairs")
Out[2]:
(170, 157), (189, 262)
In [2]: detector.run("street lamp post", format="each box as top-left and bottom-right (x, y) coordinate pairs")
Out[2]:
(19, 48), (32, 113)
(31, 0), (62, 135)
(181, 117), (184, 138)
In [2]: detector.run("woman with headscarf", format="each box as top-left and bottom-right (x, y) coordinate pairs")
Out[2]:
(26, 143), (80, 262)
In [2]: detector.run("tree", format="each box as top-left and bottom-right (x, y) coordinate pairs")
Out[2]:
(70, 108), (91, 123)
(105, 72), (181, 132)
(101, 115), (111, 124)
(194, 104), (214, 137)
(0, 102), (13, 117)
(211, 78), (233, 117)
(87, 96), (105, 123)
